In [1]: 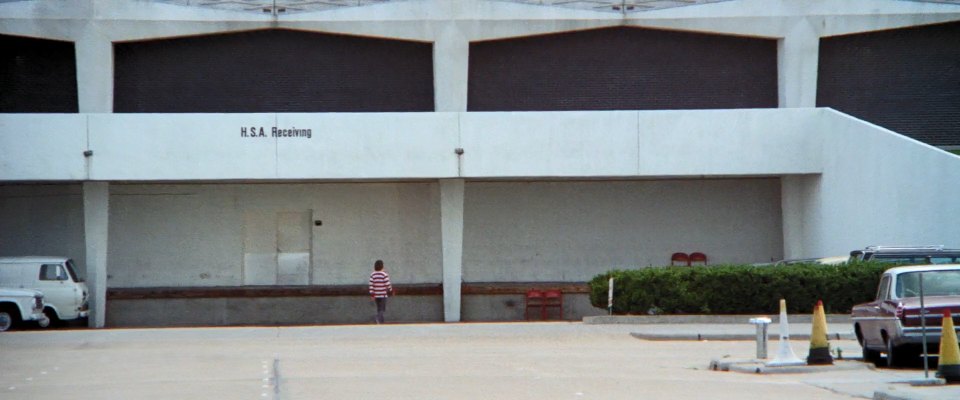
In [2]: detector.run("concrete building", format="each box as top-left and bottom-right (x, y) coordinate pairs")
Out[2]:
(1, 0), (959, 327)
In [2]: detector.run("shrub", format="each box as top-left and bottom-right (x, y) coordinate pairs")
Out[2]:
(589, 261), (891, 315)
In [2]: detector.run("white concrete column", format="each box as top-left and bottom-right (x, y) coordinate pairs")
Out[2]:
(76, 28), (113, 113)
(434, 23), (469, 112)
(778, 18), (820, 108)
(780, 176), (805, 260)
(781, 175), (824, 260)
(83, 182), (109, 328)
(440, 178), (465, 322)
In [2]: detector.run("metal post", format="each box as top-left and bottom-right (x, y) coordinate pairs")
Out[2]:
(607, 277), (614, 315)
(749, 317), (772, 359)
(920, 272), (930, 378)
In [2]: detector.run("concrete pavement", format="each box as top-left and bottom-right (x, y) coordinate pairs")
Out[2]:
(586, 314), (855, 340)
(588, 315), (960, 400)
(1, 320), (959, 399)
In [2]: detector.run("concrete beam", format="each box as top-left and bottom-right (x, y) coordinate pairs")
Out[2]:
(83, 182), (109, 328)
(778, 17), (819, 108)
(434, 23), (470, 112)
(76, 29), (113, 113)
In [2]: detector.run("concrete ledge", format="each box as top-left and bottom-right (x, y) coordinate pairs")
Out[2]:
(633, 331), (856, 341)
(873, 387), (956, 400)
(874, 391), (916, 400)
(872, 378), (960, 400)
(587, 314), (853, 324)
(710, 358), (871, 374)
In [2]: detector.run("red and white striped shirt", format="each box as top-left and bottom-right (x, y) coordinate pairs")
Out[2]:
(369, 271), (392, 298)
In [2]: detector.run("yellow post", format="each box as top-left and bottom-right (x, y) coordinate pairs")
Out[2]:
(936, 309), (960, 383)
(807, 300), (833, 365)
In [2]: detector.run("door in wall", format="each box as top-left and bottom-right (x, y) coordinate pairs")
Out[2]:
(243, 210), (312, 285)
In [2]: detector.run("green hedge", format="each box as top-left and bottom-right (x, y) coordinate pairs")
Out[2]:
(589, 262), (892, 315)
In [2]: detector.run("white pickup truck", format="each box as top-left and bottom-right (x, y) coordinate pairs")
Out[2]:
(0, 288), (50, 331)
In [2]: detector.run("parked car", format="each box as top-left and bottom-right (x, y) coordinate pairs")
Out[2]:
(849, 245), (960, 264)
(774, 256), (848, 266)
(851, 264), (960, 367)
(0, 288), (49, 331)
(0, 257), (89, 326)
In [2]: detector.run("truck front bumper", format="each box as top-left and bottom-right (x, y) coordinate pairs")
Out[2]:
(31, 311), (50, 327)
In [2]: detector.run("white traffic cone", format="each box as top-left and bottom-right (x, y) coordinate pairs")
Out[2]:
(767, 299), (804, 367)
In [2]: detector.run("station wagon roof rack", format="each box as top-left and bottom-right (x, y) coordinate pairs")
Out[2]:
(865, 245), (945, 251)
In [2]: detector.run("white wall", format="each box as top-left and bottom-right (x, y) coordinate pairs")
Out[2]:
(87, 113), (459, 180)
(0, 184), (87, 275)
(106, 182), (443, 287)
(2, 0), (960, 281)
(275, 113), (459, 179)
(89, 114), (279, 180)
(0, 115), (87, 180)
(4, 179), (782, 289)
(6, 112), (960, 293)
(0, 109), (823, 181)
(462, 179), (784, 282)
(802, 110), (960, 257)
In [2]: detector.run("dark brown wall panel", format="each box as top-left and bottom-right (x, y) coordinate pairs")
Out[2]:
(818, 22), (960, 146)
(468, 27), (777, 111)
(0, 35), (78, 113)
(114, 29), (434, 113)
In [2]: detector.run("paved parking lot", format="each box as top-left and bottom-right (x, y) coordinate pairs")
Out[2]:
(0, 322), (957, 399)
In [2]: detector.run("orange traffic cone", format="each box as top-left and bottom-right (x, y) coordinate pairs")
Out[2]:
(936, 308), (960, 383)
(807, 300), (833, 365)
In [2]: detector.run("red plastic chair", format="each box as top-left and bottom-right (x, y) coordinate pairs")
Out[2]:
(543, 289), (563, 320)
(689, 252), (707, 266)
(525, 289), (545, 320)
(670, 252), (689, 266)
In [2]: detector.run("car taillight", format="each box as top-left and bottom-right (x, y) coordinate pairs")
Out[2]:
(896, 302), (905, 320)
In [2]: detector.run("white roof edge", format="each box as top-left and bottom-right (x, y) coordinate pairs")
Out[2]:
(0, 256), (71, 263)
(884, 264), (960, 274)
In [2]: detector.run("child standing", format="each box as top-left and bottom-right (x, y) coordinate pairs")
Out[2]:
(368, 260), (393, 324)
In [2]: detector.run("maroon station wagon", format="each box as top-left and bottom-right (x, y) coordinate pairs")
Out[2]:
(852, 265), (960, 367)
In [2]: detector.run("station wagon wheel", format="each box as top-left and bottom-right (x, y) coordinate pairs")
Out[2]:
(885, 339), (900, 367)
(862, 344), (882, 366)
(855, 326), (882, 365)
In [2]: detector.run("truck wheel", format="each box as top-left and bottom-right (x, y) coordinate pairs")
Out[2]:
(39, 308), (59, 328)
(0, 307), (20, 332)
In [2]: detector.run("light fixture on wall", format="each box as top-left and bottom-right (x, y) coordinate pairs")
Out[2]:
(263, 1), (286, 15)
(612, 1), (635, 11)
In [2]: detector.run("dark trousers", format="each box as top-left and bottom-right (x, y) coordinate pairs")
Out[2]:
(375, 297), (387, 324)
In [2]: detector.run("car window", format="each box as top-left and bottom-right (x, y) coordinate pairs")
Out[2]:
(39, 264), (66, 281)
(895, 270), (960, 298)
(65, 259), (82, 282)
(873, 256), (929, 264)
(931, 257), (960, 264)
(877, 276), (891, 300)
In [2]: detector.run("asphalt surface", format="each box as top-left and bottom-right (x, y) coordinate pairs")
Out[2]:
(1, 320), (958, 399)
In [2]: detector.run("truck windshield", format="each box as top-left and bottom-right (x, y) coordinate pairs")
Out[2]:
(895, 270), (960, 298)
(65, 259), (83, 282)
